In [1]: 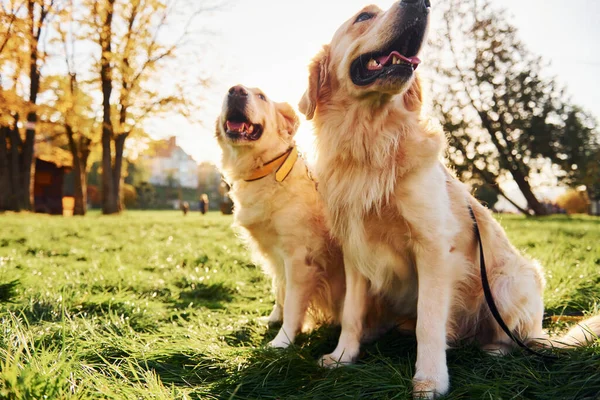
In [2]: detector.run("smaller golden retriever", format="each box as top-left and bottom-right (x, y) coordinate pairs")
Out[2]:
(215, 85), (345, 347)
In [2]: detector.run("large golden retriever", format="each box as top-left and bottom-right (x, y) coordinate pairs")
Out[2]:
(215, 85), (346, 347)
(299, 1), (600, 398)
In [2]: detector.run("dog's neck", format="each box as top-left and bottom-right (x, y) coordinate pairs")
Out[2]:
(314, 94), (424, 168)
(220, 141), (295, 184)
(311, 94), (444, 234)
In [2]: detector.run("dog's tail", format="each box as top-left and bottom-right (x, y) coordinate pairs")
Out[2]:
(542, 316), (600, 348)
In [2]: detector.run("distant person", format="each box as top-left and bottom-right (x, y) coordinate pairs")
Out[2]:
(180, 201), (189, 216)
(199, 194), (209, 215)
(220, 193), (234, 215)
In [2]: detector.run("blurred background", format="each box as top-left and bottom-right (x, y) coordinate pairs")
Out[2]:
(1, 0), (598, 216)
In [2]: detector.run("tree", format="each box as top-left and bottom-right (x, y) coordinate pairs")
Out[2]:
(49, 1), (97, 215)
(42, 73), (97, 215)
(88, 0), (216, 214)
(1, 0), (28, 211)
(472, 183), (499, 210)
(0, 0), (25, 55)
(0, 93), (27, 211)
(136, 181), (155, 209)
(0, 0), (63, 211)
(551, 108), (600, 201)
(430, 0), (599, 216)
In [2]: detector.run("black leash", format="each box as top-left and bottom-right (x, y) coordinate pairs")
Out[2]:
(468, 205), (557, 359)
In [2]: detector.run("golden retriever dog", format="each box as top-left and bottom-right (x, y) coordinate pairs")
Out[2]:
(299, 1), (600, 398)
(215, 85), (346, 348)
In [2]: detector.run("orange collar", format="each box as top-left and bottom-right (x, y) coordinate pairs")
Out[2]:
(244, 147), (298, 183)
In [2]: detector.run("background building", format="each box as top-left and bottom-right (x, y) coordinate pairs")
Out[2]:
(146, 136), (198, 189)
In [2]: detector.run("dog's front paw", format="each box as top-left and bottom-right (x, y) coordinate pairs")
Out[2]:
(259, 305), (283, 327)
(318, 351), (356, 368)
(412, 372), (449, 399)
(481, 342), (512, 356)
(257, 316), (281, 328)
(268, 328), (293, 349)
(413, 376), (450, 399)
(268, 338), (290, 349)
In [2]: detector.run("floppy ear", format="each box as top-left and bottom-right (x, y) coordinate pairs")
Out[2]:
(276, 102), (300, 136)
(299, 45), (330, 121)
(403, 74), (423, 113)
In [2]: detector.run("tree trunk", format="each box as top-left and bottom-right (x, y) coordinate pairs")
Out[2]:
(0, 126), (11, 210)
(64, 67), (90, 216)
(508, 168), (547, 216)
(113, 133), (127, 211)
(101, 140), (117, 214)
(79, 136), (91, 214)
(477, 110), (548, 216)
(22, 0), (41, 212)
(100, 0), (118, 215)
(65, 124), (86, 216)
(8, 123), (21, 211)
(474, 162), (533, 215)
(497, 193), (530, 216)
(21, 113), (36, 211)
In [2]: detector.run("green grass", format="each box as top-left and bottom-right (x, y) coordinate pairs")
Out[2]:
(0, 211), (598, 399)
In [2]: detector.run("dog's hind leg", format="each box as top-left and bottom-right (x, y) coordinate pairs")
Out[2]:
(481, 259), (545, 356)
(259, 279), (284, 327)
(259, 303), (283, 327)
(269, 250), (316, 348)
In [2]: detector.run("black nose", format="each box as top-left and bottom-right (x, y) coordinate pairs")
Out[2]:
(228, 85), (248, 98)
(400, 0), (430, 11)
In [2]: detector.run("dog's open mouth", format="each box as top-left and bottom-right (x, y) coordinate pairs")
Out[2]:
(224, 110), (263, 141)
(351, 19), (427, 87)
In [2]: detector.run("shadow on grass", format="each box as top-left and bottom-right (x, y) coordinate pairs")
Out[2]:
(173, 281), (235, 310)
(0, 237), (27, 247)
(224, 324), (264, 347)
(140, 351), (230, 388)
(80, 348), (231, 390)
(73, 300), (157, 332)
(545, 275), (600, 316)
(0, 280), (19, 303)
(208, 325), (600, 400)
(17, 300), (63, 323)
(502, 215), (600, 225)
(208, 327), (419, 400)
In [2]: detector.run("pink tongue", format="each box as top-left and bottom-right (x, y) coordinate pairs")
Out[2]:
(226, 121), (246, 132)
(376, 51), (421, 69)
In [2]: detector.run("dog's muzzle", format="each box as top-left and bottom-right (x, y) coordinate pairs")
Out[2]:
(400, 0), (431, 13)
(228, 85), (248, 110)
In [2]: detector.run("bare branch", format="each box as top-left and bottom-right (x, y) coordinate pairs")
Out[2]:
(0, 0), (26, 56)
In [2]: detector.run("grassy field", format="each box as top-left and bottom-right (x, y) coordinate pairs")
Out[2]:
(0, 211), (599, 399)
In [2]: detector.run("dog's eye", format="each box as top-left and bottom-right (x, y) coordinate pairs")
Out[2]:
(355, 12), (374, 23)
(257, 93), (267, 101)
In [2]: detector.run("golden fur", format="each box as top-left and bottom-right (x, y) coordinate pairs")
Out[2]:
(216, 85), (345, 347)
(299, 3), (600, 398)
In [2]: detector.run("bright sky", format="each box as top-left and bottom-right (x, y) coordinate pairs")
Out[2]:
(148, 0), (600, 166)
